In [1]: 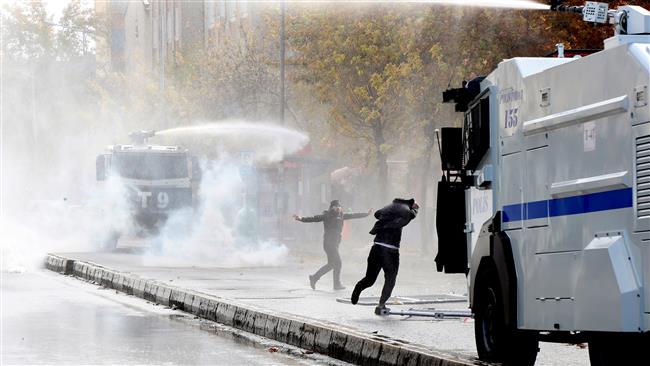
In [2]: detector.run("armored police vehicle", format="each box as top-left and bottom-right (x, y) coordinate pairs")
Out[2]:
(96, 130), (201, 249)
(435, 2), (650, 365)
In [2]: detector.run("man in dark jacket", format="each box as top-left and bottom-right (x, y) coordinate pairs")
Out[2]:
(351, 198), (419, 315)
(294, 200), (371, 290)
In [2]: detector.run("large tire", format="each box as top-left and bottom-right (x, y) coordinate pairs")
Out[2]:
(588, 333), (648, 366)
(474, 265), (538, 366)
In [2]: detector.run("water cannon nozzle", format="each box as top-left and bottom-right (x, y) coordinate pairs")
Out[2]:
(129, 130), (156, 145)
(549, 0), (561, 11)
(549, 0), (584, 14)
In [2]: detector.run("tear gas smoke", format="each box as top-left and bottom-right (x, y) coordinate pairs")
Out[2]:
(1, 59), (309, 273)
(0, 113), (309, 272)
(144, 160), (289, 268)
(0, 176), (133, 273)
(142, 121), (310, 268)
(1, 59), (141, 272)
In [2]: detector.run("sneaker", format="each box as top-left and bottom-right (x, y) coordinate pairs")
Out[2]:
(351, 284), (361, 305)
(309, 275), (317, 290)
(333, 284), (346, 291)
(374, 304), (390, 316)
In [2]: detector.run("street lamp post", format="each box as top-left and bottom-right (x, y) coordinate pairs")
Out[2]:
(279, 1), (287, 242)
(159, 1), (165, 92)
(280, 1), (285, 125)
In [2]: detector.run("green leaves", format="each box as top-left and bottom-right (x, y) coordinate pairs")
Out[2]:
(2, 1), (53, 61)
(2, 0), (99, 63)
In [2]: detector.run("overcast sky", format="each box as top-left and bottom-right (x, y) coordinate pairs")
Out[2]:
(45, 0), (70, 21)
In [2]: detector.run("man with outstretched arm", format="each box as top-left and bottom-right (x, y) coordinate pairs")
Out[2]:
(293, 200), (372, 290)
(350, 198), (419, 315)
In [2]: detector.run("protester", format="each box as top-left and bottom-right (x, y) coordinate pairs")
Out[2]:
(293, 200), (372, 290)
(350, 198), (419, 315)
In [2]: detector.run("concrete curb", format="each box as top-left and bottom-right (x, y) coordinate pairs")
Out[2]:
(44, 254), (478, 366)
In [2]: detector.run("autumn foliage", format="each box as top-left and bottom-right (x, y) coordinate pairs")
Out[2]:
(3, 0), (649, 203)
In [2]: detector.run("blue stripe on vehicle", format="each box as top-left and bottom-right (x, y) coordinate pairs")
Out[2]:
(502, 187), (633, 223)
(526, 200), (549, 220)
(502, 203), (523, 222)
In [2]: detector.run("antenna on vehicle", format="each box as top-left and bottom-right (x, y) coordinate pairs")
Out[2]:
(435, 128), (447, 181)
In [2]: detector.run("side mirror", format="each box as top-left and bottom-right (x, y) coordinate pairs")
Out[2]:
(191, 156), (202, 182)
(96, 155), (107, 181)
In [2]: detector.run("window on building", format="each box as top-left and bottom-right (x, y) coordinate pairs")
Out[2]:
(206, 1), (215, 29)
(240, 1), (248, 18)
(174, 2), (181, 42)
(219, 0), (226, 20)
(230, 1), (237, 23)
(166, 2), (173, 44)
(224, 1), (230, 27)
(152, 1), (159, 49)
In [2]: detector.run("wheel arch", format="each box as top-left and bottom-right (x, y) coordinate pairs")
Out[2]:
(471, 211), (518, 328)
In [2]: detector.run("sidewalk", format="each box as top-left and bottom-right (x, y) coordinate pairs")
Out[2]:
(44, 248), (589, 366)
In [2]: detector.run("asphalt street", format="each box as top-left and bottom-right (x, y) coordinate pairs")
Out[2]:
(0, 270), (340, 365)
(51, 245), (591, 366)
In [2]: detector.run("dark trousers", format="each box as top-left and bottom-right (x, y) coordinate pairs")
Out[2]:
(354, 244), (399, 305)
(313, 244), (342, 286)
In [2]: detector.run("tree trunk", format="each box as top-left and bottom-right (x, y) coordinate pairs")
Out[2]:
(373, 122), (388, 204)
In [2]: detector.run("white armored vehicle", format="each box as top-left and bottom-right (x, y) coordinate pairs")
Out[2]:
(96, 130), (201, 248)
(435, 2), (650, 365)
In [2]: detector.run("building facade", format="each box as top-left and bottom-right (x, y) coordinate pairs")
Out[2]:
(96, 0), (258, 74)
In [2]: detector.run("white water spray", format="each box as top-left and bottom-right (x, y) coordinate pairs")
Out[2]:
(398, 0), (548, 10)
(155, 121), (310, 163)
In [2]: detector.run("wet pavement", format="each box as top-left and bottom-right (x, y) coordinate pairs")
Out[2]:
(1, 270), (338, 365)
(48, 246), (591, 366)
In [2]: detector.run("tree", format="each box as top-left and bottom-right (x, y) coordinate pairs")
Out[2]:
(56, 0), (97, 61)
(288, 6), (425, 202)
(1, 1), (53, 62)
(172, 16), (281, 123)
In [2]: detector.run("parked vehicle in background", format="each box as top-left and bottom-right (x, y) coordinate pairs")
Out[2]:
(95, 130), (201, 250)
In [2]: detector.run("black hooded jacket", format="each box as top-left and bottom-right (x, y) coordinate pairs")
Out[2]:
(299, 209), (369, 246)
(369, 198), (418, 248)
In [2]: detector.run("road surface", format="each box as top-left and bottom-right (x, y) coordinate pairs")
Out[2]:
(1, 270), (342, 365)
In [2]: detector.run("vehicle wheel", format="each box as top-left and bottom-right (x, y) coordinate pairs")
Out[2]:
(589, 333), (647, 366)
(474, 265), (538, 366)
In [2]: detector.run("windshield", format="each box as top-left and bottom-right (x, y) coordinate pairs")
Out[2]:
(113, 152), (188, 180)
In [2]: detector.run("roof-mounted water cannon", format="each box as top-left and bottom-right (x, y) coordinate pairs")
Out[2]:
(442, 76), (486, 112)
(549, 0), (586, 15)
(128, 130), (156, 145)
(550, 1), (650, 36)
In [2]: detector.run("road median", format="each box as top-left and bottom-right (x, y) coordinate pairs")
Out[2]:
(44, 253), (478, 366)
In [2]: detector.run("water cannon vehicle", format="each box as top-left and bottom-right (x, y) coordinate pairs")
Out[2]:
(435, 2), (650, 365)
(95, 130), (201, 249)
